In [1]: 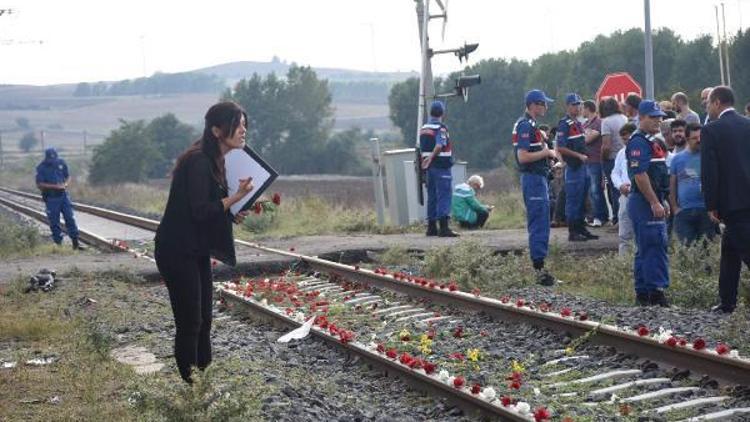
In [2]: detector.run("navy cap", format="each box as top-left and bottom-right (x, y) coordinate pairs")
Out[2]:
(44, 147), (58, 161)
(638, 100), (667, 117)
(525, 89), (554, 106)
(565, 93), (582, 105)
(430, 100), (445, 117)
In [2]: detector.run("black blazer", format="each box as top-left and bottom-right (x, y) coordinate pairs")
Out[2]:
(701, 109), (750, 220)
(155, 152), (236, 266)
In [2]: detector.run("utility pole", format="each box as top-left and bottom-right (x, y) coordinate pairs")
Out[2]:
(643, 0), (655, 99)
(722, 2), (732, 87)
(716, 5), (726, 85)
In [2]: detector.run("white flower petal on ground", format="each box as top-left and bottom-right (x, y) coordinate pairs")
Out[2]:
(479, 387), (496, 401)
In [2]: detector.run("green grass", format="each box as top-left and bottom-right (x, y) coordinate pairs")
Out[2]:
(0, 212), (76, 259)
(479, 190), (527, 230)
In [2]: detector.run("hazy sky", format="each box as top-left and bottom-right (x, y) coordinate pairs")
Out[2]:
(0, 0), (746, 85)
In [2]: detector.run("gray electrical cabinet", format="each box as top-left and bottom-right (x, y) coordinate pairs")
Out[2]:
(383, 148), (466, 226)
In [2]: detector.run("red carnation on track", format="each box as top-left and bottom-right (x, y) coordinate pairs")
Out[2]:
(716, 343), (731, 355)
(272, 192), (281, 205)
(665, 337), (678, 347)
(408, 358), (423, 370)
(376, 343), (385, 354)
(338, 330), (354, 345)
(516, 299), (525, 308)
(500, 396), (512, 407)
(693, 338), (706, 350)
(500, 296), (510, 304)
(471, 384), (481, 395)
(423, 361), (436, 374)
(560, 307), (573, 317)
(577, 311), (589, 321)
(448, 282), (458, 292)
(534, 407), (551, 421)
(399, 352), (413, 366)
(637, 326), (650, 336)
(386, 348), (398, 359)
(453, 376), (465, 388)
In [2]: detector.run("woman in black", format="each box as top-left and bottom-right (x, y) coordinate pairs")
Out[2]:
(155, 101), (253, 383)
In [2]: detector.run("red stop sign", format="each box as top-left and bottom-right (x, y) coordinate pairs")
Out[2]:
(595, 72), (643, 104)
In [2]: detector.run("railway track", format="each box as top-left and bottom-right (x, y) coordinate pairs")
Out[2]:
(2, 186), (750, 420)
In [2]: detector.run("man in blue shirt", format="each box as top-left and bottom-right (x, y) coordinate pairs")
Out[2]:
(669, 123), (717, 246)
(556, 93), (599, 242)
(35, 148), (84, 250)
(420, 100), (458, 237)
(626, 100), (670, 306)
(513, 89), (558, 286)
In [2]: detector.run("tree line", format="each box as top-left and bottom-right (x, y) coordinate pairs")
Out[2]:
(73, 72), (225, 97)
(389, 28), (750, 169)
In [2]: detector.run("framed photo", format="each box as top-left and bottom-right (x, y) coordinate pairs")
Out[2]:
(224, 145), (278, 215)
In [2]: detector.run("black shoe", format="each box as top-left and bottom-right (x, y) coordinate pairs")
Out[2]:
(536, 269), (556, 286)
(71, 238), (86, 251)
(426, 220), (438, 237)
(579, 223), (600, 240)
(649, 289), (670, 307)
(635, 292), (650, 306)
(710, 304), (735, 314)
(568, 231), (588, 242)
(438, 217), (459, 237)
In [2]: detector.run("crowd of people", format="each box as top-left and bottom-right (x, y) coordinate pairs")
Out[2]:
(513, 85), (750, 312)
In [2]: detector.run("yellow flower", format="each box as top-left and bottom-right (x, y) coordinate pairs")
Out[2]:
(418, 333), (433, 355)
(511, 359), (525, 373)
(467, 348), (481, 362)
(565, 347), (575, 356)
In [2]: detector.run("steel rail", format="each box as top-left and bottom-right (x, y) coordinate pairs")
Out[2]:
(218, 286), (532, 421)
(0, 194), (120, 252)
(3, 186), (749, 385)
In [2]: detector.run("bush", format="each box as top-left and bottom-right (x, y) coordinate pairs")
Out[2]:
(0, 211), (41, 257)
(18, 131), (39, 153)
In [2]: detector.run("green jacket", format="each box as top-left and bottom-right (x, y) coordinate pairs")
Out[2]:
(451, 183), (488, 224)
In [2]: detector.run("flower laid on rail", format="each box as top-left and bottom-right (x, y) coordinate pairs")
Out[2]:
(560, 307), (573, 317)
(715, 343), (731, 355)
(338, 329), (354, 344)
(399, 352), (414, 366)
(422, 360), (437, 374)
(533, 407), (551, 421)
(577, 311), (589, 321)
(453, 376), (465, 388)
(636, 325), (650, 336)
(692, 338), (706, 350)
(479, 386), (496, 401)
(448, 281), (458, 292)
(386, 348), (398, 359)
(470, 383), (481, 394)
(500, 395), (512, 407)
(515, 298), (525, 308)
(665, 337), (678, 347)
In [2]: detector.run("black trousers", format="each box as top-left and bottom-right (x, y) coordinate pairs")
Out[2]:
(155, 250), (213, 383)
(718, 211), (750, 309)
(458, 209), (489, 229)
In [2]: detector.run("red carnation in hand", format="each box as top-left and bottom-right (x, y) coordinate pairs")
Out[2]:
(272, 192), (281, 205)
(453, 376), (465, 388)
(471, 384), (481, 395)
(500, 396), (512, 407)
(693, 338), (706, 350)
(534, 407), (551, 421)
(423, 361), (437, 374)
(637, 326), (650, 337)
(560, 307), (573, 317)
(665, 337), (678, 347)
(716, 343), (731, 355)
(386, 348), (398, 359)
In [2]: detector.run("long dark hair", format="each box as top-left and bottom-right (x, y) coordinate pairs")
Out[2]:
(599, 97), (622, 119)
(174, 101), (247, 188)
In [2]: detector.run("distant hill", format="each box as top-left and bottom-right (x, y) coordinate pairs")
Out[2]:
(191, 57), (417, 84)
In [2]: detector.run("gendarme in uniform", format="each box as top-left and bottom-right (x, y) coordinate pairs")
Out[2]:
(35, 147), (83, 249)
(626, 100), (670, 306)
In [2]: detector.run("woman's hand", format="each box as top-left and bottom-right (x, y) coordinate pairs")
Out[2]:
(237, 177), (254, 196)
(233, 210), (250, 224)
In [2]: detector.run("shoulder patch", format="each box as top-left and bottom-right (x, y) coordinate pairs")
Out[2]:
(630, 160), (640, 168)
(630, 149), (641, 157)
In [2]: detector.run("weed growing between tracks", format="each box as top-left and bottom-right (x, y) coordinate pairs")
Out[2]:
(0, 209), (74, 259)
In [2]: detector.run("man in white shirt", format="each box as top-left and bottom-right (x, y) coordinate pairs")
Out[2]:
(611, 122), (638, 256)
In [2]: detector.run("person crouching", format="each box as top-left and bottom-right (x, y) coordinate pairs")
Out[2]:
(452, 175), (493, 229)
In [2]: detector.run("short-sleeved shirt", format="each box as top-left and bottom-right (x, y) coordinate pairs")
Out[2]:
(601, 113), (628, 161)
(669, 149), (705, 210)
(512, 113), (548, 176)
(584, 115), (602, 163)
(681, 110), (701, 125)
(36, 159), (69, 185)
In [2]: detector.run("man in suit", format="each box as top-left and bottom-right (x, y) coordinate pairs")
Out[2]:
(701, 86), (750, 314)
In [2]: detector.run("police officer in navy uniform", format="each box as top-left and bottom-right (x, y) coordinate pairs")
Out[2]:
(420, 100), (458, 237)
(514, 90), (557, 286)
(626, 100), (670, 307)
(556, 93), (599, 242)
(35, 147), (84, 250)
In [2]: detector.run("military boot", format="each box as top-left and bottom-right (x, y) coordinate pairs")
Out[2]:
(438, 217), (459, 237)
(426, 220), (438, 236)
(71, 238), (86, 251)
(649, 289), (670, 307)
(568, 223), (588, 242)
(579, 221), (600, 240)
